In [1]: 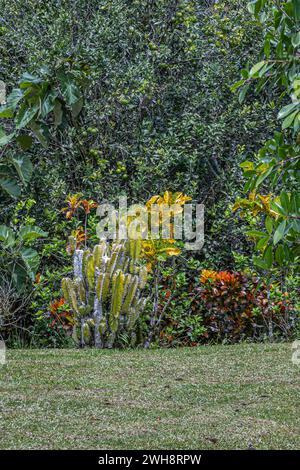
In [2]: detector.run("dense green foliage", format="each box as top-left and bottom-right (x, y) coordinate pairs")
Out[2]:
(0, 0), (270, 222)
(0, 0), (298, 347)
(234, 0), (300, 272)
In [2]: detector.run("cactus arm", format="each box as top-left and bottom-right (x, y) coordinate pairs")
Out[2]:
(74, 250), (84, 279)
(62, 237), (147, 349)
(93, 296), (103, 348)
(80, 318), (85, 348)
(106, 332), (116, 349)
(108, 248), (120, 277)
(86, 254), (95, 289)
(121, 276), (139, 314)
(82, 249), (91, 278)
(62, 278), (79, 314)
(111, 270), (125, 319)
(96, 273), (111, 303)
(83, 322), (92, 345)
(139, 266), (148, 289)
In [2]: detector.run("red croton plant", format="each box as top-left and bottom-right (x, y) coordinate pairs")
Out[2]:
(198, 270), (293, 341)
(49, 298), (75, 332)
(61, 194), (98, 253)
(61, 194), (98, 220)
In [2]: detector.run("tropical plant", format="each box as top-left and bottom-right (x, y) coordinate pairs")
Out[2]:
(61, 194), (98, 250)
(0, 223), (48, 341)
(61, 239), (148, 348)
(233, 0), (300, 271)
(198, 269), (296, 341)
(0, 224), (48, 290)
(48, 298), (74, 331)
(135, 191), (192, 347)
(0, 66), (86, 196)
(140, 191), (191, 268)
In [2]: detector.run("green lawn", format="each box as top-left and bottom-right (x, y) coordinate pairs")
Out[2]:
(0, 343), (299, 450)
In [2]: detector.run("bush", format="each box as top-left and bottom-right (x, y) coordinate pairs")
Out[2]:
(198, 270), (297, 342)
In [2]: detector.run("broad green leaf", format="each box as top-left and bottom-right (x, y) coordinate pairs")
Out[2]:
(294, 114), (300, 132)
(275, 245), (285, 266)
(18, 225), (48, 242)
(292, 32), (300, 48)
(292, 219), (300, 233)
(0, 176), (21, 197)
(15, 103), (39, 129)
(230, 79), (245, 92)
(282, 110), (298, 129)
(255, 166), (273, 187)
(10, 264), (28, 292)
(239, 84), (250, 104)
(0, 105), (14, 118)
(19, 73), (42, 89)
(41, 90), (58, 118)
(240, 161), (254, 171)
(20, 247), (40, 280)
(273, 220), (287, 245)
(256, 235), (270, 251)
(280, 192), (290, 212)
(0, 127), (14, 146)
(0, 225), (15, 247)
(71, 98), (83, 118)
(247, 0), (263, 16)
(292, 0), (300, 21)
(11, 155), (33, 184)
(277, 102), (299, 120)
(283, 244), (293, 262)
(59, 72), (81, 105)
(263, 245), (273, 269)
(6, 88), (24, 109)
(29, 121), (48, 148)
(16, 135), (33, 151)
(265, 216), (273, 235)
(253, 255), (267, 270)
(249, 60), (266, 76)
(247, 1), (256, 14)
(264, 38), (270, 57)
(270, 201), (285, 216)
(284, 1), (294, 17)
(246, 230), (267, 238)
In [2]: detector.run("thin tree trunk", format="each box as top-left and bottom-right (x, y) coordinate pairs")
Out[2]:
(144, 264), (160, 348)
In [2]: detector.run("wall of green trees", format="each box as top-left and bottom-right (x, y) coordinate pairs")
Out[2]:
(0, 0), (298, 347)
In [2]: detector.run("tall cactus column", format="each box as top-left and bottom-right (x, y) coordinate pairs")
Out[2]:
(62, 239), (147, 348)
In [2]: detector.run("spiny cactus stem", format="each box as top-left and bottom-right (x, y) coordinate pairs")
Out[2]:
(106, 331), (116, 349)
(74, 250), (84, 280)
(62, 240), (147, 349)
(80, 318), (85, 348)
(94, 297), (103, 348)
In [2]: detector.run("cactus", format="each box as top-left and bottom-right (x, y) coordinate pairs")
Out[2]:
(62, 239), (147, 348)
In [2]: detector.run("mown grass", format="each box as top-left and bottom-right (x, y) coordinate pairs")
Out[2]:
(0, 343), (299, 450)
